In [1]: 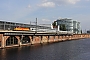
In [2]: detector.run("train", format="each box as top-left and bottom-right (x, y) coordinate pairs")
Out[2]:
(13, 27), (30, 31)
(13, 27), (73, 35)
(13, 27), (37, 31)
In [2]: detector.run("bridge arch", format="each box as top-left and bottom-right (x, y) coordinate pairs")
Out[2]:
(6, 36), (18, 46)
(22, 36), (30, 44)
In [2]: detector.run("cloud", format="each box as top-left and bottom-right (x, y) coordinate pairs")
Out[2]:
(39, 2), (55, 7)
(73, 14), (90, 30)
(86, 0), (90, 1)
(28, 4), (31, 8)
(42, 0), (80, 6)
(67, 0), (80, 4)
(42, 19), (50, 22)
(42, 0), (48, 2)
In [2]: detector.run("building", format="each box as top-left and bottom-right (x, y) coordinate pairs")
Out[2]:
(54, 18), (73, 33)
(73, 21), (81, 34)
(73, 21), (78, 34)
(0, 21), (51, 31)
(77, 22), (81, 34)
(52, 18), (81, 34)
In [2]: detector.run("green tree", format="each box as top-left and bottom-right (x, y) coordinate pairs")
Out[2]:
(52, 21), (56, 26)
(63, 24), (66, 31)
(60, 24), (66, 31)
(52, 21), (57, 28)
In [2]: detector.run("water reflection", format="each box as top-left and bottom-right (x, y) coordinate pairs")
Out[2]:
(0, 38), (90, 60)
(0, 49), (7, 59)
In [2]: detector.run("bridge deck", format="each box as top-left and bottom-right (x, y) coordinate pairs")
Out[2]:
(0, 30), (72, 36)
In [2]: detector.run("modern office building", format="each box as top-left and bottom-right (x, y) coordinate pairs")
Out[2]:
(52, 18), (81, 34)
(73, 21), (81, 34)
(55, 18), (73, 33)
(77, 22), (81, 34)
(73, 21), (77, 34)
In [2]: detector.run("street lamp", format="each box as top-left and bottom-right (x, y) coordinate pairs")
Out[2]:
(30, 18), (38, 33)
(35, 18), (37, 33)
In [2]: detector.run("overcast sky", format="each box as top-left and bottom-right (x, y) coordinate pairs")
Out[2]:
(0, 0), (90, 31)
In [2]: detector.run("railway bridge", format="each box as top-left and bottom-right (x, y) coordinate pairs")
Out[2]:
(0, 31), (90, 48)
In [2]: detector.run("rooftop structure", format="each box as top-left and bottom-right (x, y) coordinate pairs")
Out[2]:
(0, 21), (51, 31)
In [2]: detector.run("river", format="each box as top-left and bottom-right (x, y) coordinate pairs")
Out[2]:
(0, 38), (90, 60)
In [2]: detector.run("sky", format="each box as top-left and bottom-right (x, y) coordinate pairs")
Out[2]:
(0, 0), (90, 31)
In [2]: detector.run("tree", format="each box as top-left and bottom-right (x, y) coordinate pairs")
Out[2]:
(52, 21), (56, 26)
(52, 21), (57, 28)
(60, 24), (66, 31)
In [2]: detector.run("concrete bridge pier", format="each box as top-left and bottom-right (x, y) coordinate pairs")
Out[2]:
(40, 36), (43, 44)
(47, 36), (49, 43)
(19, 35), (23, 46)
(30, 36), (33, 45)
(31, 36), (41, 45)
(54, 36), (59, 42)
(1, 34), (5, 48)
(59, 36), (62, 42)
(40, 36), (48, 44)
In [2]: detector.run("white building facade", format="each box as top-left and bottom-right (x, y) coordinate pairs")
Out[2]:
(73, 21), (77, 34)
(54, 18), (81, 34)
(56, 18), (73, 33)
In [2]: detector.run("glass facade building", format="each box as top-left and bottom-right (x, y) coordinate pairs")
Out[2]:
(73, 21), (77, 34)
(56, 18), (73, 33)
(55, 18), (81, 34)
(73, 21), (81, 34)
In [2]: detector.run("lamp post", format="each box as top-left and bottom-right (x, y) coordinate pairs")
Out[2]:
(36, 18), (37, 33)
(30, 18), (38, 33)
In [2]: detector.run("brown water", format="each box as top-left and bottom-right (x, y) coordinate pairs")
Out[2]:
(0, 38), (90, 60)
